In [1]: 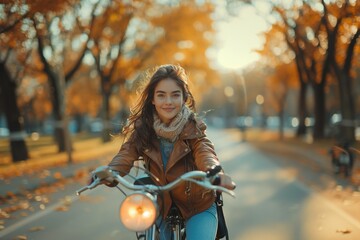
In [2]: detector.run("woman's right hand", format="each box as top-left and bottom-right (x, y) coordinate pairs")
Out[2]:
(87, 170), (118, 187)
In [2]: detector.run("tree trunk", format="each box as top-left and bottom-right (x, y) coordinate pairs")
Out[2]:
(332, 28), (359, 143)
(35, 31), (71, 153)
(296, 80), (307, 136)
(101, 91), (112, 142)
(47, 71), (69, 152)
(74, 113), (85, 133)
(312, 83), (326, 139)
(278, 109), (284, 140)
(99, 74), (114, 143)
(337, 71), (355, 143)
(0, 62), (29, 161)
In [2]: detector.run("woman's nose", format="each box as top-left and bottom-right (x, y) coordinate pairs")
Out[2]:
(165, 96), (172, 104)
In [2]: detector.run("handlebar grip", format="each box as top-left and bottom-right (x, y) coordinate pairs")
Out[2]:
(76, 186), (89, 195)
(76, 177), (102, 196)
(206, 165), (222, 177)
(206, 165), (222, 186)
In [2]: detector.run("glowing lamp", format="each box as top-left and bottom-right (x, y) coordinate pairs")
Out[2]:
(119, 193), (157, 231)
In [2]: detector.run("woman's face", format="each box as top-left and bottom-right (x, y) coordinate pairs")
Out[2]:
(152, 78), (184, 124)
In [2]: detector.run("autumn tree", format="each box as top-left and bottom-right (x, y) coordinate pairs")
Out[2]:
(267, 62), (298, 139)
(31, 0), (99, 153)
(320, 0), (360, 142)
(0, 0), (70, 161)
(241, 65), (267, 115)
(84, 0), (141, 142)
(257, 2), (330, 139)
(0, 53), (29, 161)
(17, 73), (52, 133)
(142, 1), (219, 104)
(66, 67), (101, 133)
(271, 0), (359, 141)
(225, 0), (312, 136)
(230, 0), (359, 142)
(86, 0), (218, 142)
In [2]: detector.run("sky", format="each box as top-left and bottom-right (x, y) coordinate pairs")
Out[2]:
(211, 5), (269, 71)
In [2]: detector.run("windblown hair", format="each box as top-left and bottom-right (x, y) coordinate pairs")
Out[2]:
(123, 64), (196, 151)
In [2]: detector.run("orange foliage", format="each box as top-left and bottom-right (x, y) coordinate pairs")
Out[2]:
(66, 73), (101, 118)
(130, 0), (218, 105)
(87, 0), (218, 115)
(267, 62), (298, 112)
(4, 0), (219, 124)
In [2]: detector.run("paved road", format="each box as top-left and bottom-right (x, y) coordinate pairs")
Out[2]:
(1, 128), (360, 240)
(208, 129), (360, 240)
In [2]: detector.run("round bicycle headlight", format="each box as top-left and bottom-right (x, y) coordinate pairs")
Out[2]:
(119, 192), (158, 231)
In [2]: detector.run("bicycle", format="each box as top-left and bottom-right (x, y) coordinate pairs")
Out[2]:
(76, 165), (235, 240)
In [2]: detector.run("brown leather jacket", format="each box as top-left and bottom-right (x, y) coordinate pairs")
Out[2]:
(108, 117), (220, 220)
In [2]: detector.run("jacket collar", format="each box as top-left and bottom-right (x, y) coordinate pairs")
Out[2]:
(178, 119), (206, 140)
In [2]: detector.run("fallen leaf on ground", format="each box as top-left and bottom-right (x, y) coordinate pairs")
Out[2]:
(29, 226), (45, 232)
(14, 235), (27, 240)
(6, 191), (16, 199)
(0, 209), (10, 218)
(336, 229), (351, 234)
(62, 196), (72, 206)
(20, 212), (28, 217)
(74, 169), (87, 179)
(53, 172), (63, 179)
(56, 205), (69, 212)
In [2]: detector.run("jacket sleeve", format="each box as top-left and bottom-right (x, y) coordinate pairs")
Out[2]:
(188, 120), (221, 172)
(108, 134), (139, 176)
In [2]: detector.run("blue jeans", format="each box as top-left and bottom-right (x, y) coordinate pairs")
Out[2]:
(157, 203), (218, 240)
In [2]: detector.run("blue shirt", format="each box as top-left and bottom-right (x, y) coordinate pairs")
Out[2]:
(159, 138), (174, 171)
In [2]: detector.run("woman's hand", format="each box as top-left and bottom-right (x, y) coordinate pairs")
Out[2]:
(218, 173), (236, 190)
(87, 169), (118, 188)
(207, 165), (236, 190)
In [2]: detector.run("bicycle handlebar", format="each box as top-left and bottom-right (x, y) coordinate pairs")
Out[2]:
(76, 166), (235, 197)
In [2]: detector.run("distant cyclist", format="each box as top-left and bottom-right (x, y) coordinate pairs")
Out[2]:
(330, 141), (355, 176)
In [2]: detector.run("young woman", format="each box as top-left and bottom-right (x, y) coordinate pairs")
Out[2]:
(108, 64), (235, 239)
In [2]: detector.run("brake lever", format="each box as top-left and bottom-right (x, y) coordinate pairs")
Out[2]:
(204, 182), (236, 198)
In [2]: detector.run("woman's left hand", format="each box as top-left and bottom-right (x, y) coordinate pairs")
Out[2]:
(218, 173), (236, 190)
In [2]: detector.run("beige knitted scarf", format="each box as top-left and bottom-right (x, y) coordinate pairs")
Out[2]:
(153, 105), (192, 142)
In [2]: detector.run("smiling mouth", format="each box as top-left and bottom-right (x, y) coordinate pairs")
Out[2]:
(163, 108), (175, 112)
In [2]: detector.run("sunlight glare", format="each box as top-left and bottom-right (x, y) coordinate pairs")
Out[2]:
(215, 8), (268, 70)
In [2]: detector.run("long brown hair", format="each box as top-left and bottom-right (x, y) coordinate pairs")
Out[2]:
(123, 64), (196, 151)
